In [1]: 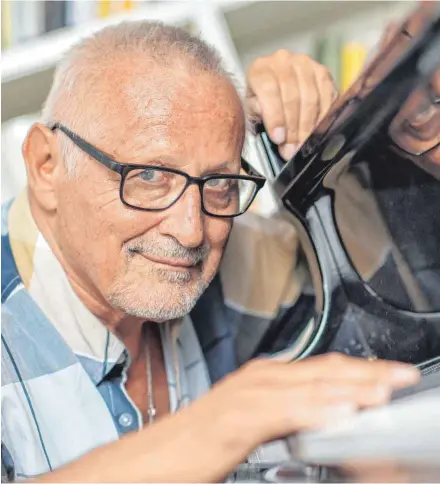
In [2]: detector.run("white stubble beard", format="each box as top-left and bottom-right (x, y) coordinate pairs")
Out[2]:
(107, 246), (211, 321)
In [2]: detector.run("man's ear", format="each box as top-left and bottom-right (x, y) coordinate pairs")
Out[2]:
(23, 123), (64, 211)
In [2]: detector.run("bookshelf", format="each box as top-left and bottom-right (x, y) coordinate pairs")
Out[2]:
(225, 1), (414, 86)
(1, 1), (416, 121)
(1, 0), (416, 210)
(2, 3), (191, 83)
(1, 1), (250, 120)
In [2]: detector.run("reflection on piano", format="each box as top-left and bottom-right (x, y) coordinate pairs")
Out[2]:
(254, 2), (440, 371)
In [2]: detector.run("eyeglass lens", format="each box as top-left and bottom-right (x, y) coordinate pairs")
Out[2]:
(122, 168), (258, 216)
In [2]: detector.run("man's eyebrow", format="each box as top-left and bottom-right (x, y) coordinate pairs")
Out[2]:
(202, 160), (239, 175)
(130, 154), (180, 167)
(130, 154), (239, 173)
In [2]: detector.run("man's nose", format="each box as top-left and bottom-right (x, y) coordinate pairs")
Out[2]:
(159, 184), (204, 248)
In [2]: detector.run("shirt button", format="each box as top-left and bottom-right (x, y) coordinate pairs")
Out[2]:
(118, 412), (134, 428)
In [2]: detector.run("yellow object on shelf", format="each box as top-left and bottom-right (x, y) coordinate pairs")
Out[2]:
(1, 0), (13, 49)
(98, 0), (134, 18)
(112, 0), (135, 14)
(340, 42), (367, 93)
(123, 1), (134, 10)
(98, 0), (111, 18)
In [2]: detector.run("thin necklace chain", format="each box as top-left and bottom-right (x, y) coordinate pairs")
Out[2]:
(145, 324), (157, 425)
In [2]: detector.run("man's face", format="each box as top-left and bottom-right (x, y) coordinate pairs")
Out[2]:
(52, 64), (245, 321)
(389, 67), (440, 179)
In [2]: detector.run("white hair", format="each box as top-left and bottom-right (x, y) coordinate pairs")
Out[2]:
(40, 20), (242, 174)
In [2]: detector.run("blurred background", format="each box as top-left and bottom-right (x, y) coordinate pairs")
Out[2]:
(1, 0), (415, 208)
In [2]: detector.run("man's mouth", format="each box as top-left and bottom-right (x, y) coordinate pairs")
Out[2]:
(135, 251), (201, 270)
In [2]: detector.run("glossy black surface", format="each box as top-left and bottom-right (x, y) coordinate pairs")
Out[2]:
(258, 3), (440, 365)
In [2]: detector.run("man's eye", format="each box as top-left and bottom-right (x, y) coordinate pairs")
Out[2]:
(205, 178), (230, 190)
(138, 169), (165, 182)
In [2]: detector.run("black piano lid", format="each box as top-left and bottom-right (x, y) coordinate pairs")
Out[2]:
(274, 2), (440, 203)
(254, 3), (440, 364)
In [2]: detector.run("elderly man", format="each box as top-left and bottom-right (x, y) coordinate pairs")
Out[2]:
(1, 21), (419, 483)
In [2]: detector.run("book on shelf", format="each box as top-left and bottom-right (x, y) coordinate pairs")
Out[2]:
(1, 0), (144, 51)
(17, 1), (45, 43)
(66, 1), (98, 27)
(1, 0), (13, 50)
(340, 41), (367, 93)
(98, 0), (134, 19)
(313, 36), (368, 93)
(314, 35), (342, 92)
(1, 0), (45, 48)
(44, 0), (68, 33)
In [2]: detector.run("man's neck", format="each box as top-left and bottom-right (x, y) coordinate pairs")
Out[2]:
(29, 197), (147, 360)
(68, 275), (146, 359)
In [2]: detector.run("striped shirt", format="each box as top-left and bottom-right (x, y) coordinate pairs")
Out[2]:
(1, 190), (305, 480)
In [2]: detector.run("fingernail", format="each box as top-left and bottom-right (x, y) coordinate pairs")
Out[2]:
(279, 143), (298, 161)
(271, 127), (286, 145)
(391, 365), (420, 384)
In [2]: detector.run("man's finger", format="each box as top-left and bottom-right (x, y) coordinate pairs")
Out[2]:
(292, 58), (320, 144)
(243, 355), (420, 394)
(291, 353), (420, 388)
(315, 67), (338, 123)
(246, 96), (262, 118)
(247, 66), (286, 144)
(276, 61), (301, 160)
(315, 380), (392, 407)
(266, 380), (392, 408)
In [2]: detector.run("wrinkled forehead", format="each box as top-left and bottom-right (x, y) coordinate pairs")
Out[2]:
(86, 62), (246, 173)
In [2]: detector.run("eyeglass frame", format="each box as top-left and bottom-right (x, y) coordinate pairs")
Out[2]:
(50, 123), (266, 218)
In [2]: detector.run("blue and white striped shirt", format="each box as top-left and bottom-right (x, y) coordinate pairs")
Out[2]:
(2, 191), (303, 480)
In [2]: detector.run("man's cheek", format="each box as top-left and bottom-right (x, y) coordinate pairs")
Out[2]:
(202, 255), (221, 284)
(206, 218), (233, 246)
(203, 241), (229, 281)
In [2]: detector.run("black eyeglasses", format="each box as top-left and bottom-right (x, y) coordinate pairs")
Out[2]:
(51, 123), (266, 218)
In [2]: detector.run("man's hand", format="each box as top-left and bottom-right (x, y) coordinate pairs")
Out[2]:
(199, 352), (419, 445)
(38, 353), (419, 483)
(141, 353), (419, 482)
(246, 50), (338, 160)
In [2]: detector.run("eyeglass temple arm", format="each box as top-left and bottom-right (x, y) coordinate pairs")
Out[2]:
(52, 123), (265, 180)
(241, 157), (266, 179)
(50, 123), (123, 174)
(254, 122), (287, 179)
